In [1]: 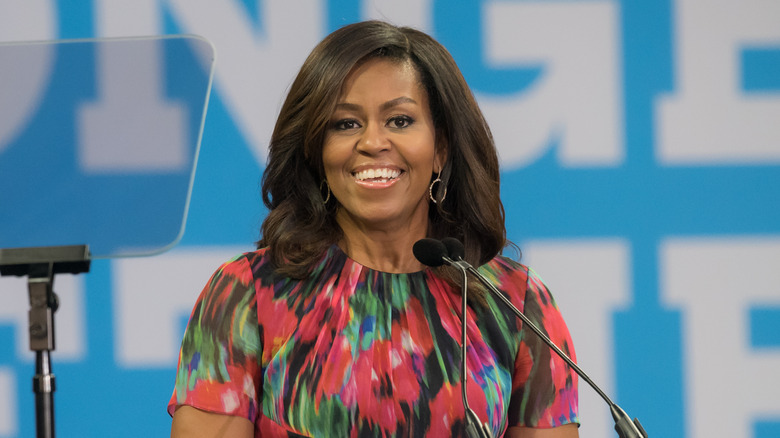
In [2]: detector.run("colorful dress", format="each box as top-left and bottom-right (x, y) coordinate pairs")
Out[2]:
(168, 245), (579, 437)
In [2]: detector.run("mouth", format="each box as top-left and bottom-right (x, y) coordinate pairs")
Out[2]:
(352, 167), (402, 183)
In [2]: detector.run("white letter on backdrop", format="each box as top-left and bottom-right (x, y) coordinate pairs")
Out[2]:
(167, 0), (324, 166)
(78, 0), (187, 172)
(662, 238), (780, 437)
(483, 1), (623, 168)
(657, 0), (780, 164)
(0, 1), (56, 154)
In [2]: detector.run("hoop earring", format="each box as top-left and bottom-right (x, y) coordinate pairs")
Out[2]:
(320, 180), (331, 204)
(428, 170), (447, 204)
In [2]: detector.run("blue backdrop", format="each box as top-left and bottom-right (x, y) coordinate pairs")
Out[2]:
(1, 1), (779, 437)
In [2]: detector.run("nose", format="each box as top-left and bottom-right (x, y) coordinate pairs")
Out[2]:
(356, 121), (390, 154)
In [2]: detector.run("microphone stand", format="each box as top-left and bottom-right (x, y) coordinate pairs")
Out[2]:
(444, 257), (495, 438)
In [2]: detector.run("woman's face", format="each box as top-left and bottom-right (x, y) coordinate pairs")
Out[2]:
(322, 57), (443, 237)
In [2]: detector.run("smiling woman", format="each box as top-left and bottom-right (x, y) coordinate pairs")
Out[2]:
(169, 20), (580, 438)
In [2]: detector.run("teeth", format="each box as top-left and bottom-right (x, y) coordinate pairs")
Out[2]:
(354, 168), (400, 181)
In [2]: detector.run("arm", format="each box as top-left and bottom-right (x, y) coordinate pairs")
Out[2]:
(505, 424), (579, 438)
(168, 255), (262, 435)
(171, 406), (254, 438)
(502, 264), (580, 433)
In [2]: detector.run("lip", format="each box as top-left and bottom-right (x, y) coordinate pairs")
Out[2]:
(354, 178), (399, 189)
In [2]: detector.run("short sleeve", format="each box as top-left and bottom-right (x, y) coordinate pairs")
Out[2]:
(507, 267), (579, 428)
(167, 254), (262, 421)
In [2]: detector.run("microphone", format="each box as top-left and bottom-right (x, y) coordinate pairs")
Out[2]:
(412, 238), (448, 267)
(413, 238), (494, 438)
(420, 238), (648, 438)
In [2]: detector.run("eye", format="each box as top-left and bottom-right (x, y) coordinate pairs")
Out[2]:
(332, 119), (361, 130)
(387, 115), (414, 129)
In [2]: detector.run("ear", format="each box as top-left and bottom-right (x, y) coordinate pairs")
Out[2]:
(434, 139), (448, 173)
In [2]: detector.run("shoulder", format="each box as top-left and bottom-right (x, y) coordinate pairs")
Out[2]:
(484, 254), (527, 275)
(209, 248), (272, 284)
(192, 249), (273, 313)
(221, 247), (271, 270)
(479, 255), (530, 304)
(479, 255), (557, 311)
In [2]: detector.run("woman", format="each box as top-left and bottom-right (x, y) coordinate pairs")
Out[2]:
(169, 21), (579, 437)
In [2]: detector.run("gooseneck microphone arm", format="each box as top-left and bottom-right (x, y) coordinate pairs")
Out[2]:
(465, 264), (608, 404)
(418, 238), (648, 438)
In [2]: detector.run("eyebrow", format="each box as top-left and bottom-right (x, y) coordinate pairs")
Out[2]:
(334, 96), (418, 112)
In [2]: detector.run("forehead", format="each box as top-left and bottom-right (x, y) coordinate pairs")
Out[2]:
(338, 57), (425, 101)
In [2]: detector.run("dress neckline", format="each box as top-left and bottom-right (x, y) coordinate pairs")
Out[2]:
(328, 244), (431, 276)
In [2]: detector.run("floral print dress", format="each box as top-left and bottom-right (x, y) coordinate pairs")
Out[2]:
(168, 246), (579, 437)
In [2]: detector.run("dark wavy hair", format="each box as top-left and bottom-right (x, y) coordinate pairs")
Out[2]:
(258, 20), (506, 282)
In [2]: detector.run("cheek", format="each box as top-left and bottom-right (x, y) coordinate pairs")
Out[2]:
(410, 139), (438, 171)
(322, 141), (347, 176)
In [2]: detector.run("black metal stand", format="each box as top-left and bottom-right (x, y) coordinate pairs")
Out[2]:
(0, 245), (90, 438)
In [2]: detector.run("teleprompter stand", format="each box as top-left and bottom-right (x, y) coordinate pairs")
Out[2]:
(1, 35), (215, 436)
(0, 245), (91, 438)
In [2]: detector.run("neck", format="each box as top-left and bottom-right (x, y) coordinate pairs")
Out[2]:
(336, 215), (429, 273)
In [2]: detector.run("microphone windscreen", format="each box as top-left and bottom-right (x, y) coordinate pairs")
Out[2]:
(413, 238), (447, 267)
(442, 237), (466, 260)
